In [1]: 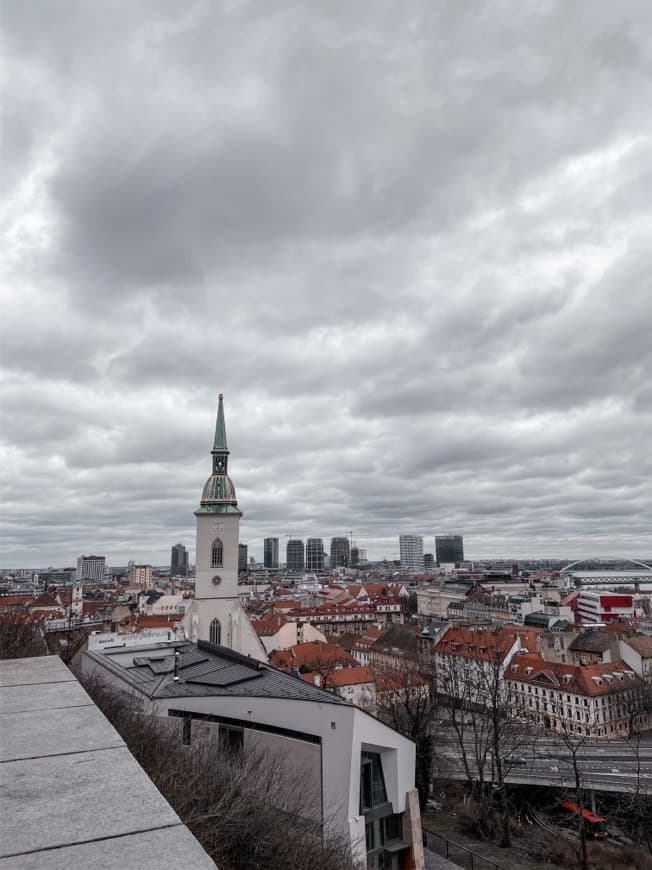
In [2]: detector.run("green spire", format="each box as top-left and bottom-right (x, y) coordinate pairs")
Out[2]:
(210, 393), (229, 475)
(213, 393), (228, 453)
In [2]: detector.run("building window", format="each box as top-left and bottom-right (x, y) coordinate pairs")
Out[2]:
(360, 752), (387, 812)
(209, 618), (221, 646)
(211, 539), (224, 567)
(219, 725), (244, 754)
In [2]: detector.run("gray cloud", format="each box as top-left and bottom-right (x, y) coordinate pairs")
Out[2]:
(1, 1), (651, 566)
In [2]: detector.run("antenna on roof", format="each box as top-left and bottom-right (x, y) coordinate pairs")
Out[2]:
(173, 649), (181, 681)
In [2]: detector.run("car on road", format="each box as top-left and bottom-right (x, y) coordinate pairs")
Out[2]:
(505, 755), (527, 765)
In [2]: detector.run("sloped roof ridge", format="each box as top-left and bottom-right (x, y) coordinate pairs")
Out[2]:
(197, 639), (266, 670)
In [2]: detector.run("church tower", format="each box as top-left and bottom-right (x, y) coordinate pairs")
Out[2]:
(186, 395), (267, 662)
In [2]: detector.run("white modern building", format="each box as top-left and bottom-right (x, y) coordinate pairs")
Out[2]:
(399, 535), (424, 572)
(81, 637), (424, 868)
(576, 590), (635, 624)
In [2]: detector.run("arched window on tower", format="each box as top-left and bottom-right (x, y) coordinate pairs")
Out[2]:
(209, 618), (221, 646)
(211, 538), (223, 567)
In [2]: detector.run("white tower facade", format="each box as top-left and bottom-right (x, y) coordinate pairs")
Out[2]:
(185, 395), (266, 662)
(71, 580), (83, 617)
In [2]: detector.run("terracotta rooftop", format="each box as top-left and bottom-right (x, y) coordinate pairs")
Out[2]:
(434, 626), (518, 663)
(375, 669), (429, 692)
(507, 652), (642, 696)
(270, 641), (359, 672)
(301, 665), (375, 688)
(137, 615), (180, 629)
(0, 595), (32, 608)
(29, 591), (60, 609)
(353, 626), (385, 649)
(250, 613), (289, 637)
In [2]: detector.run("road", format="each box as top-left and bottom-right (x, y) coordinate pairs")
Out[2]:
(435, 732), (652, 794)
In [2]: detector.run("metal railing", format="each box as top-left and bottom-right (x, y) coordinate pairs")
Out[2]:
(422, 826), (506, 870)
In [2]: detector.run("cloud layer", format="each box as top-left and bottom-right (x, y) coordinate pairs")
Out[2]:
(2, 1), (651, 566)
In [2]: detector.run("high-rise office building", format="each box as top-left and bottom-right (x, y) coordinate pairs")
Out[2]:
(330, 537), (351, 568)
(424, 553), (435, 570)
(435, 535), (464, 565)
(286, 539), (305, 571)
(306, 538), (325, 572)
(75, 555), (106, 582)
(264, 537), (279, 569)
(238, 543), (248, 573)
(170, 543), (189, 577)
(399, 535), (424, 572)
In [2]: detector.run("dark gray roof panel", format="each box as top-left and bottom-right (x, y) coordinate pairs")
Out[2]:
(91, 641), (346, 705)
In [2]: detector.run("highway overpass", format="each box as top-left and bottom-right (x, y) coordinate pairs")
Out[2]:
(434, 733), (652, 795)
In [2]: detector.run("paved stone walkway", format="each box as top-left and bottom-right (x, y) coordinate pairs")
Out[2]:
(424, 847), (460, 869)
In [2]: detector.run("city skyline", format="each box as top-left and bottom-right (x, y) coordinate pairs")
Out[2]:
(2, 4), (652, 567)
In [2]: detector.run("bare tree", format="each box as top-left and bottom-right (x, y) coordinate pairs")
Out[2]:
(434, 642), (530, 847)
(375, 667), (434, 811)
(0, 613), (47, 658)
(609, 681), (652, 855)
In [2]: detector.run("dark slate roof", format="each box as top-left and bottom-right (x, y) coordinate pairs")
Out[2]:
(371, 623), (419, 653)
(569, 630), (613, 652)
(87, 639), (346, 705)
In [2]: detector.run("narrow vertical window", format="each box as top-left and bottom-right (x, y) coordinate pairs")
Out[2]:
(211, 538), (223, 567)
(210, 618), (221, 646)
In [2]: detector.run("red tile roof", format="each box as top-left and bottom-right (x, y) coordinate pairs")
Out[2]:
(374, 669), (429, 692)
(29, 591), (60, 609)
(507, 652), (642, 696)
(270, 641), (359, 672)
(434, 626), (518, 663)
(272, 599), (301, 611)
(250, 613), (289, 637)
(0, 595), (32, 608)
(353, 626), (385, 649)
(137, 615), (180, 628)
(300, 666), (375, 688)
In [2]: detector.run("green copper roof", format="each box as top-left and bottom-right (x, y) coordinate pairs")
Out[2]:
(199, 393), (239, 512)
(195, 504), (242, 515)
(213, 393), (228, 453)
(201, 474), (237, 503)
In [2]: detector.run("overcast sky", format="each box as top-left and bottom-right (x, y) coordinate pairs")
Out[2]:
(2, 2), (652, 568)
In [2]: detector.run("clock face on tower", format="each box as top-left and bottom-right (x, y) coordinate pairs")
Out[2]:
(215, 457), (225, 471)
(212, 575), (222, 586)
